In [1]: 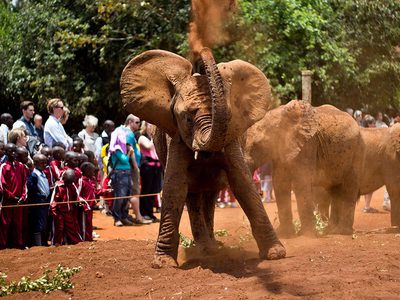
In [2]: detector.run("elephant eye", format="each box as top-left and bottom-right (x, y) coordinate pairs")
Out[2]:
(186, 114), (193, 125)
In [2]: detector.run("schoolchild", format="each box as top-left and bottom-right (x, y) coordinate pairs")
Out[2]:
(0, 143), (28, 249)
(50, 169), (82, 245)
(27, 154), (51, 246)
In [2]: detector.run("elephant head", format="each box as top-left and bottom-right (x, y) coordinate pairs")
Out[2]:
(120, 48), (271, 152)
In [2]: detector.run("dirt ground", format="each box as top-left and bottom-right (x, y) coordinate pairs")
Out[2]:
(1, 186), (400, 299)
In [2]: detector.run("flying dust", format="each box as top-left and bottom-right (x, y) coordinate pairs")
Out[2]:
(189, 0), (237, 60)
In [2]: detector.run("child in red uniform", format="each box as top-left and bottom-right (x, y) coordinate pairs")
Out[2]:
(44, 146), (64, 190)
(79, 162), (100, 241)
(50, 169), (82, 245)
(0, 143), (28, 249)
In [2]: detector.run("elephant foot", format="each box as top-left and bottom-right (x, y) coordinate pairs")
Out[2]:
(326, 225), (353, 235)
(276, 225), (297, 238)
(259, 242), (286, 260)
(196, 240), (220, 255)
(151, 255), (179, 269)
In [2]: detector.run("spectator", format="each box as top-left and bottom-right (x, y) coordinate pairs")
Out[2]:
(34, 114), (45, 143)
(345, 108), (354, 116)
(375, 112), (388, 128)
(0, 143), (28, 249)
(44, 98), (72, 149)
(138, 121), (162, 222)
(27, 154), (51, 246)
(353, 110), (363, 127)
(95, 120), (115, 174)
(8, 128), (28, 149)
(108, 126), (135, 226)
(0, 113), (14, 144)
(12, 101), (37, 137)
(78, 115), (99, 153)
(50, 169), (82, 245)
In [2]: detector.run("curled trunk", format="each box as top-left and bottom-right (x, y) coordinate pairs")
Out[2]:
(192, 47), (230, 152)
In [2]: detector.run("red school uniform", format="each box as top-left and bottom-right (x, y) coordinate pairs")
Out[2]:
(79, 176), (100, 241)
(50, 180), (83, 246)
(0, 160), (28, 249)
(44, 159), (63, 189)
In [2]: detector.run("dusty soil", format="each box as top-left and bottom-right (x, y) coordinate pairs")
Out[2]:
(1, 187), (400, 299)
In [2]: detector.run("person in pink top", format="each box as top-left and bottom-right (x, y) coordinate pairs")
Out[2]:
(138, 122), (162, 222)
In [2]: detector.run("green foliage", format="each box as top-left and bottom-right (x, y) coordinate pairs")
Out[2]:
(0, 264), (81, 296)
(1, 0), (400, 121)
(313, 210), (328, 236)
(0, 0), (190, 128)
(179, 232), (195, 248)
(214, 229), (229, 237)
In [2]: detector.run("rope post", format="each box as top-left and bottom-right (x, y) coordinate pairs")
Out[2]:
(301, 70), (313, 103)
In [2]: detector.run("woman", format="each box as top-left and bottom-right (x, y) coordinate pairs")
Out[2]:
(108, 126), (135, 227)
(43, 99), (72, 149)
(8, 127), (28, 148)
(78, 115), (99, 153)
(138, 122), (162, 222)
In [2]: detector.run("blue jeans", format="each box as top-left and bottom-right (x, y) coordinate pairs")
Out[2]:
(111, 170), (132, 222)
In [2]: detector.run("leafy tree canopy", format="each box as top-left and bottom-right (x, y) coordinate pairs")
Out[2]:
(0, 0), (400, 130)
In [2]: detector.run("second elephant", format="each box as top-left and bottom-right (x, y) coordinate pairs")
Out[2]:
(245, 100), (365, 235)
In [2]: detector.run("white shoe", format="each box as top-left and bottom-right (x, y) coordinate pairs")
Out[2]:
(114, 220), (123, 227)
(92, 231), (100, 238)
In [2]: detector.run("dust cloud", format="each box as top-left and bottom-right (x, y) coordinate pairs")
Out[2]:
(189, 0), (237, 59)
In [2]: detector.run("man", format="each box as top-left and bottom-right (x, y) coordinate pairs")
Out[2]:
(0, 113), (14, 144)
(12, 101), (37, 137)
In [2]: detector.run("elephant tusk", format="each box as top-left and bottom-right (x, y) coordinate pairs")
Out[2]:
(194, 151), (199, 160)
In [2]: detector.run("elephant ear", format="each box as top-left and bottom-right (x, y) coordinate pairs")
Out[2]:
(120, 50), (193, 136)
(218, 60), (272, 142)
(282, 100), (318, 161)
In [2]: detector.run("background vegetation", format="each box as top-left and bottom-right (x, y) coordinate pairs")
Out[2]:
(1, 0), (399, 131)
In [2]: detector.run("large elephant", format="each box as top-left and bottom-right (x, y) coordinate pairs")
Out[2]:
(245, 100), (365, 236)
(120, 48), (286, 267)
(358, 125), (400, 227)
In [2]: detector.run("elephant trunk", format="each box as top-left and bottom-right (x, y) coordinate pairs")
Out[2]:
(192, 47), (230, 152)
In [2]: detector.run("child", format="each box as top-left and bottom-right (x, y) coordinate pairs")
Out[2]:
(44, 145), (65, 190)
(0, 143), (28, 249)
(50, 169), (82, 245)
(27, 154), (51, 246)
(79, 162), (99, 241)
(72, 137), (85, 154)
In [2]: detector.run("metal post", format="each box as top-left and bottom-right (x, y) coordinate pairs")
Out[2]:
(301, 70), (313, 103)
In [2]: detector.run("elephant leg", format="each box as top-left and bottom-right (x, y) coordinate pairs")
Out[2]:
(152, 137), (191, 268)
(186, 191), (219, 253)
(385, 183), (400, 227)
(224, 141), (286, 260)
(327, 183), (357, 235)
(273, 166), (295, 238)
(292, 179), (316, 236)
(314, 187), (331, 220)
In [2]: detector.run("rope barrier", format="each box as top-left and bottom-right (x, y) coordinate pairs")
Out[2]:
(0, 192), (162, 209)
(0, 177), (271, 209)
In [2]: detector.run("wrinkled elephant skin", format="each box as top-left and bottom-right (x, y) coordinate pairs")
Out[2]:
(120, 48), (285, 267)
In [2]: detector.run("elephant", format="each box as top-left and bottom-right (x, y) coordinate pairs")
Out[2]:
(357, 124), (400, 227)
(120, 47), (286, 268)
(244, 100), (365, 236)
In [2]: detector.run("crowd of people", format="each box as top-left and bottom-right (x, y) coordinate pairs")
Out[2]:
(0, 99), (162, 249)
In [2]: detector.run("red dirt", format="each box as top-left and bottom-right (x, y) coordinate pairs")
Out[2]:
(1, 187), (399, 299)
